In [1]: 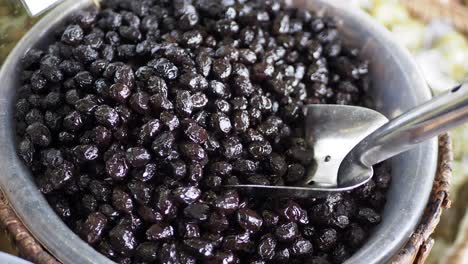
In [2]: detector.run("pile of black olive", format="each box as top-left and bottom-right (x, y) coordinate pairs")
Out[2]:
(15, 0), (391, 263)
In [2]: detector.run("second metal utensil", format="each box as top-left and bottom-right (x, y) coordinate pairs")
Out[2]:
(19, 0), (62, 16)
(19, 0), (100, 16)
(227, 83), (468, 198)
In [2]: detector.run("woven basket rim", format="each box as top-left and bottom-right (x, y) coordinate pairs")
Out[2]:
(0, 134), (453, 264)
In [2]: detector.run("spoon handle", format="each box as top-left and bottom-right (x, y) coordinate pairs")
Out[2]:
(357, 83), (468, 167)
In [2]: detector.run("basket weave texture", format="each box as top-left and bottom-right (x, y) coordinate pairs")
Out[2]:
(0, 134), (453, 264)
(391, 133), (453, 263)
(402, 0), (468, 35)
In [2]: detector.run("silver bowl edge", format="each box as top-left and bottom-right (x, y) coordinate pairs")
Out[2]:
(0, 0), (438, 263)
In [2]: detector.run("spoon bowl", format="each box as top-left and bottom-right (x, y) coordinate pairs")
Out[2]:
(226, 104), (390, 197)
(302, 105), (388, 188)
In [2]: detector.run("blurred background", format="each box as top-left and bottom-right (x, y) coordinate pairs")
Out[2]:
(0, 0), (467, 263)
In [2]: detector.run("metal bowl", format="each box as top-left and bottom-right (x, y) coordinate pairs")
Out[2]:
(0, 0), (438, 263)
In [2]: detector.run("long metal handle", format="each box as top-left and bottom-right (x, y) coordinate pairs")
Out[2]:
(356, 83), (468, 167)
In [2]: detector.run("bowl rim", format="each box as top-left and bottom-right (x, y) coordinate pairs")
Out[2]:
(0, 0), (438, 264)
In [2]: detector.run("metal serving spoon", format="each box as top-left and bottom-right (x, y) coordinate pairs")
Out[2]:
(227, 83), (468, 198)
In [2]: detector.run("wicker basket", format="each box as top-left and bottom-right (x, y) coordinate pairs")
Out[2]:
(402, 0), (468, 35)
(0, 134), (453, 263)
